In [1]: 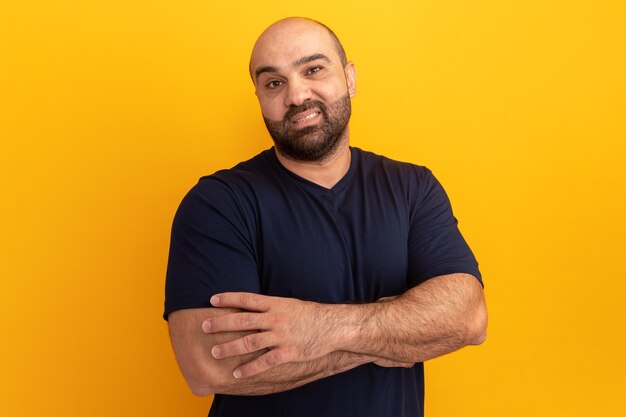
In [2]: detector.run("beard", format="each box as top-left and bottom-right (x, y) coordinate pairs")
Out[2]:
(263, 93), (351, 162)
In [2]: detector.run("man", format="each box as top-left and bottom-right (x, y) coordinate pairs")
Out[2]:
(164, 17), (487, 417)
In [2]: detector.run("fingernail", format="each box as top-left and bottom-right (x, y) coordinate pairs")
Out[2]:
(201, 320), (211, 333)
(212, 346), (221, 358)
(210, 295), (220, 306)
(233, 369), (241, 379)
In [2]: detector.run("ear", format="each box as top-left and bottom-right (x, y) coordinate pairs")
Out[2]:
(344, 61), (356, 98)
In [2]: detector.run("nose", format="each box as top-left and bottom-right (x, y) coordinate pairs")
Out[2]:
(284, 78), (312, 108)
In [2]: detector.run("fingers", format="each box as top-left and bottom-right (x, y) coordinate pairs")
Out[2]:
(203, 293), (301, 378)
(232, 349), (289, 378)
(211, 292), (273, 311)
(211, 332), (274, 359)
(202, 312), (264, 333)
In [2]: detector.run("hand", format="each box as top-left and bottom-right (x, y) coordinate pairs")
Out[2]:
(201, 292), (344, 378)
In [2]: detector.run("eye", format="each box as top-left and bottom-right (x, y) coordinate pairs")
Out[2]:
(266, 80), (284, 89)
(306, 66), (323, 75)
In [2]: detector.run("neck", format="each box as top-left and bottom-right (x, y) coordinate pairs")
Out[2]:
(275, 135), (351, 189)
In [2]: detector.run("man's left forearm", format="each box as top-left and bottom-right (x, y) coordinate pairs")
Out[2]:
(335, 273), (487, 363)
(205, 273), (487, 377)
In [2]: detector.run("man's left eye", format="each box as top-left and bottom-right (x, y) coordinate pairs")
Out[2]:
(307, 66), (322, 74)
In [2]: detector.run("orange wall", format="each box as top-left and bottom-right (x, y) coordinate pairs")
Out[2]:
(1, 1), (625, 416)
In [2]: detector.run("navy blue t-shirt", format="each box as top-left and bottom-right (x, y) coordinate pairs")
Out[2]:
(164, 147), (481, 417)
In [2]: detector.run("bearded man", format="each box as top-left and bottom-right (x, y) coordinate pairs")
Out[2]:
(164, 17), (487, 417)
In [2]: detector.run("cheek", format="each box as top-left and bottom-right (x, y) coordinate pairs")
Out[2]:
(316, 82), (348, 103)
(258, 97), (285, 121)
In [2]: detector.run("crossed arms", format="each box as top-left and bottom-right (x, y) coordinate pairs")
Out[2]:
(167, 272), (487, 396)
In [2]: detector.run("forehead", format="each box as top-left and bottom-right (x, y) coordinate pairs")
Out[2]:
(250, 22), (339, 73)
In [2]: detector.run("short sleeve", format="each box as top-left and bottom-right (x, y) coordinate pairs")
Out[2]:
(407, 168), (482, 287)
(163, 177), (260, 320)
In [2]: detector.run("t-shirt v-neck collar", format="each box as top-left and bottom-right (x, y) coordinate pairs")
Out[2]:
(266, 147), (358, 196)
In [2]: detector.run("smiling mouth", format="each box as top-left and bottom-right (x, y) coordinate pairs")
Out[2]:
(291, 111), (320, 125)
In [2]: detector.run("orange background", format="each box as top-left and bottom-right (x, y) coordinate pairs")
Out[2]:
(1, 1), (625, 416)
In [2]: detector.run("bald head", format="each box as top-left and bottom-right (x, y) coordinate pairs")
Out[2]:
(249, 17), (347, 81)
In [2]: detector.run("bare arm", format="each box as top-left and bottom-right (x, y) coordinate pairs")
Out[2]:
(347, 273), (487, 362)
(205, 273), (487, 377)
(168, 307), (379, 396)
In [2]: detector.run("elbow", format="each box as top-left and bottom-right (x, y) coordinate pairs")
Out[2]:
(189, 383), (214, 397)
(467, 302), (488, 346)
(186, 373), (217, 397)
(469, 326), (487, 346)
(184, 367), (229, 397)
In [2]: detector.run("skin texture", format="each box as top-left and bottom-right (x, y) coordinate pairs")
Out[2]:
(263, 92), (352, 162)
(204, 273), (486, 379)
(169, 308), (391, 396)
(250, 17), (356, 189)
(167, 17), (488, 396)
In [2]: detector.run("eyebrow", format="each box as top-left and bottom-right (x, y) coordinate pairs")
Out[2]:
(294, 53), (331, 67)
(254, 53), (332, 82)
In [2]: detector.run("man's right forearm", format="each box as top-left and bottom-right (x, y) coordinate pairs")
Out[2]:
(212, 350), (371, 396)
(168, 308), (377, 397)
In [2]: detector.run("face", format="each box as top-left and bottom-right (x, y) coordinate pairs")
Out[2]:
(263, 93), (351, 162)
(250, 20), (356, 162)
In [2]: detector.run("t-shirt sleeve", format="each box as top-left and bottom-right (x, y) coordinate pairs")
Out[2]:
(406, 167), (483, 287)
(163, 177), (260, 320)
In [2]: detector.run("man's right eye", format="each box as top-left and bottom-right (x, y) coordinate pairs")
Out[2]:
(266, 80), (284, 89)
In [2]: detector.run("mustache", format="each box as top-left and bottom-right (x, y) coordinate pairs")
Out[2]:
(282, 100), (328, 124)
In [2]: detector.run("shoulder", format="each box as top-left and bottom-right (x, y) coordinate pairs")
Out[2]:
(353, 147), (438, 198)
(183, 149), (276, 204)
(174, 149), (278, 225)
(354, 147), (432, 178)
(197, 149), (276, 193)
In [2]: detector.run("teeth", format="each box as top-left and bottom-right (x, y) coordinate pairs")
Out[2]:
(294, 112), (318, 123)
